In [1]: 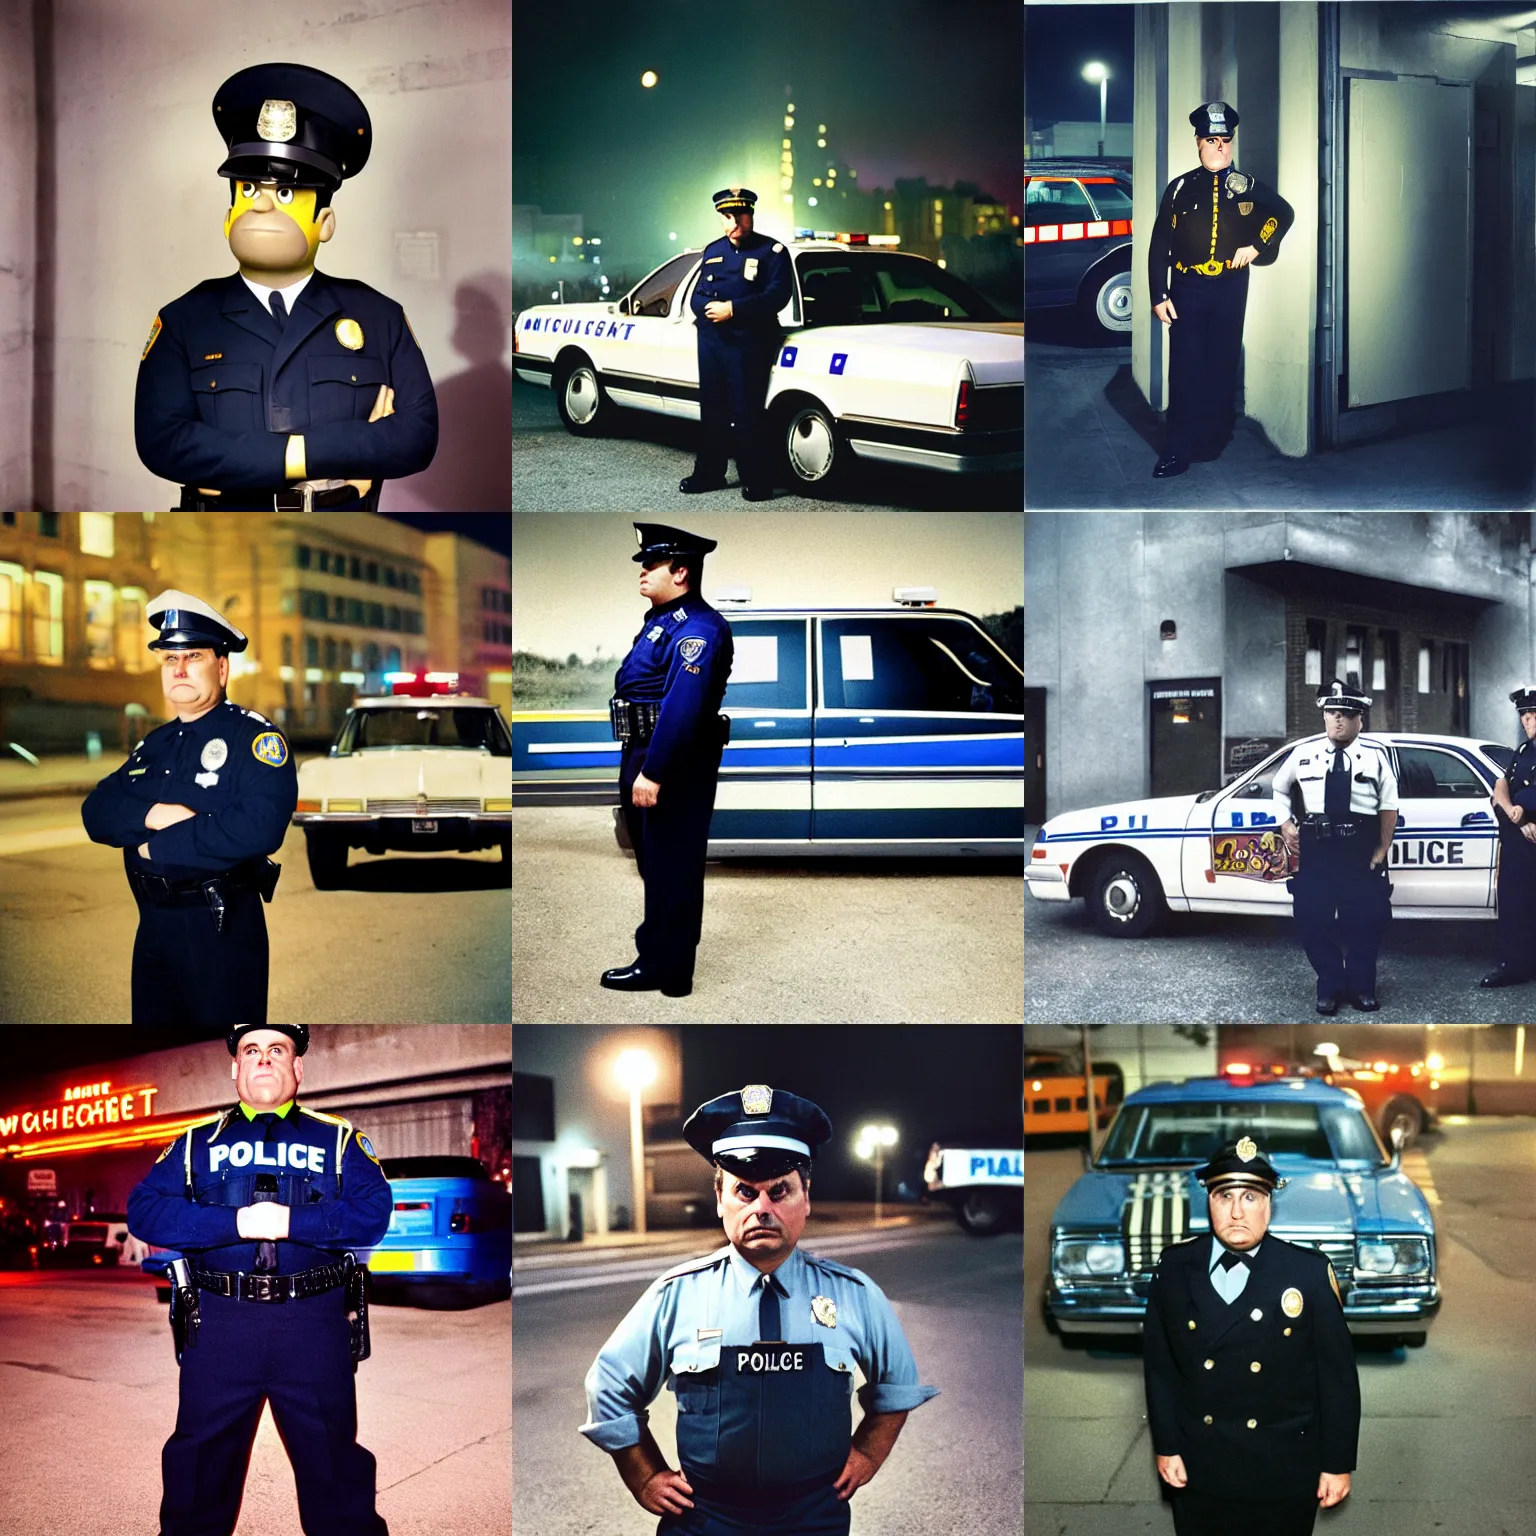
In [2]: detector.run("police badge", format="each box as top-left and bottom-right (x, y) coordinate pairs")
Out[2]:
(1281, 1286), (1304, 1318)
(1239, 201), (1254, 216)
(811, 1295), (838, 1329)
(742, 1084), (773, 1115)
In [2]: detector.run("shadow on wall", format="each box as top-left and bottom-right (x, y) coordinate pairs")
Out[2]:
(385, 271), (512, 511)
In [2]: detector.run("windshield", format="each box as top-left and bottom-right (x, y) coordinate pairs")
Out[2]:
(794, 251), (1003, 326)
(338, 707), (512, 754)
(1097, 1098), (1386, 1168)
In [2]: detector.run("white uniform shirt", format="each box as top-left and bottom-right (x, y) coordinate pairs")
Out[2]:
(1271, 734), (1399, 821)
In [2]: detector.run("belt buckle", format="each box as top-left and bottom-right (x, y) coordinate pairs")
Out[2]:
(248, 1273), (286, 1303)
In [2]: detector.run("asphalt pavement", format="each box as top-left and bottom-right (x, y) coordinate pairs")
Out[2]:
(1024, 1117), (1536, 1535)
(512, 805), (1024, 1023)
(513, 1210), (1023, 1536)
(513, 376), (1021, 512)
(1025, 830), (1535, 1025)
(0, 1268), (510, 1536)
(1023, 310), (1535, 511)
(0, 788), (511, 1023)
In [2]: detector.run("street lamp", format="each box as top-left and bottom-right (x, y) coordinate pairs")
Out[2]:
(855, 1123), (898, 1224)
(614, 1049), (656, 1235)
(1082, 61), (1110, 158)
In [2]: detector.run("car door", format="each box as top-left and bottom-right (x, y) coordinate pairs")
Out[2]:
(1184, 748), (1297, 913)
(608, 253), (701, 414)
(1387, 743), (1497, 911)
(1024, 177), (1099, 306)
(711, 616), (812, 846)
(811, 613), (1024, 848)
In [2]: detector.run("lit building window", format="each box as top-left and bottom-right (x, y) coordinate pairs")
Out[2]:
(79, 513), (115, 559)
(84, 580), (116, 666)
(31, 571), (64, 662)
(0, 561), (23, 653)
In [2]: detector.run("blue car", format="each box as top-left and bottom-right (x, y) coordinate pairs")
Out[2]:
(356, 1156), (512, 1308)
(1046, 1075), (1440, 1347)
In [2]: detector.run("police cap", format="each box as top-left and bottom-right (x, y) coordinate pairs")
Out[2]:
(712, 186), (758, 214)
(228, 1024), (310, 1056)
(1190, 100), (1239, 138)
(1316, 677), (1370, 714)
(146, 590), (248, 654)
(684, 1085), (833, 1181)
(213, 63), (372, 190)
(632, 522), (719, 564)
(1511, 685), (1536, 712)
(1196, 1136), (1287, 1194)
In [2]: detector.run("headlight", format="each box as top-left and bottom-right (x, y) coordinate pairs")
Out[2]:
(1356, 1238), (1430, 1276)
(1054, 1238), (1126, 1278)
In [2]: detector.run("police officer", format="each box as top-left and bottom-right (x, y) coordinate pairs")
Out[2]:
(1148, 102), (1294, 478)
(135, 62), (438, 511)
(126, 1024), (391, 1536)
(581, 1085), (939, 1535)
(1144, 1138), (1359, 1536)
(1481, 684), (1536, 987)
(602, 524), (734, 997)
(1272, 680), (1398, 1014)
(81, 590), (298, 1024)
(681, 187), (794, 501)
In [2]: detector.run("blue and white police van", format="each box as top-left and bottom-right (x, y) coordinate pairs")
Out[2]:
(513, 235), (1022, 493)
(514, 592), (1024, 857)
(1027, 731), (1515, 936)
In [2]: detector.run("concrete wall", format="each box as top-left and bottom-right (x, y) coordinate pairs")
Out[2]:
(1222, 569), (1288, 737)
(0, 3), (36, 508)
(1025, 1024), (1217, 1095)
(45, 0), (510, 512)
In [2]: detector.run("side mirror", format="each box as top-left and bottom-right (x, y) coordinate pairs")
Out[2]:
(618, 296), (631, 316)
(1080, 1145), (1092, 1171)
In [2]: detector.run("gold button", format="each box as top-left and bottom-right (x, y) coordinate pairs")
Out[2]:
(1247, 1419), (1258, 1430)
(1203, 1359), (1214, 1370)
(1188, 1321), (1196, 1331)
(1203, 1415), (1213, 1426)
(1250, 1362), (1262, 1373)
(1284, 1327), (1292, 1336)
(351, 374), (357, 382)
(209, 380), (217, 389)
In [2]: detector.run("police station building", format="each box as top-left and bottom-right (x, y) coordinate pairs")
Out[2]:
(0, 1026), (511, 1228)
(1025, 512), (1536, 819)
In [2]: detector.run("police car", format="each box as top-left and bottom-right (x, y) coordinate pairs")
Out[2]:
(292, 673), (512, 888)
(923, 1140), (1023, 1234)
(1027, 732), (1515, 936)
(514, 594), (1025, 855)
(1045, 1075), (1440, 1347)
(1024, 161), (1134, 334)
(513, 235), (1022, 492)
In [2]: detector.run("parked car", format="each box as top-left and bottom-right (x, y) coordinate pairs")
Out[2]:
(1024, 160), (1134, 334)
(923, 1139), (1023, 1234)
(1044, 1075), (1440, 1348)
(38, 1214), (138, 1268)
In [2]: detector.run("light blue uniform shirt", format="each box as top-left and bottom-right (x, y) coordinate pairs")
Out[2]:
(1208, 1236), (1258, 1304)
(580, 1241), (940, 1452)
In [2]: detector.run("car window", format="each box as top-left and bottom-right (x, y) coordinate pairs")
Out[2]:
(627, 253), (699, 318)
(1026, 179), (1095, 225)
(821, 617), (1022, 713)
(1395, 746), (1488, 798)
(722, 619), (809, 710)
(1098, 1100), (1337, 1163)
(794, 251), (1001, 326)
(1483, 743), (1514, 773)
(342, 707), (512, 754)
(1320, 1106), (1388, 1164)
(1083, 180), (1133, 219)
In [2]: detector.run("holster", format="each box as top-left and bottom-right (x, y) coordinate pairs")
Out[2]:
(167, 1256), (200, 1365)
(717, 714), (732, 745)
(253, 857), (281, 903)
(345, 1252), (371, 1366)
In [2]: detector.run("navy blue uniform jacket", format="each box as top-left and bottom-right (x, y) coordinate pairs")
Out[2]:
(127, 1103), (391, 1276)
(1143, 1234), (1360, 1501)
(81, 699), (298, 880)
(613, 595), (734, 782)
(135, 271), (438, 489)
(1147, 167), (1295, 305)
(688, 232), (794, 345)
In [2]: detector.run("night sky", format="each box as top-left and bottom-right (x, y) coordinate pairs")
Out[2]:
(514, 0), (1022, 274)
(382, 513), (510, 558)
(0, 1028), (227, 1078)
(1025, 3), (1134, 125)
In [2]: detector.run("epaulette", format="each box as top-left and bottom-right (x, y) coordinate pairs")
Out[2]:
(237, 705), (275, 726)
(298, 1105), (353, 1130)
(658, 1249), (731, 1286)
(201, 1107), (241, 1144)
(803, 1252), (867, 1286)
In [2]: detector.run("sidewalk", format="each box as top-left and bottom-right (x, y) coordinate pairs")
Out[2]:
(0, 753), (126, 801)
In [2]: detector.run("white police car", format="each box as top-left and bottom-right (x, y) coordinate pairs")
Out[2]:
(514, 594), (1025, 855)
(1028, 732), (1515, 936)
(293, 674), (512, 888)
(513, 235), (1022, 493)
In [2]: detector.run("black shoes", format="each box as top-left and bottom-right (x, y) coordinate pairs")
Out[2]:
(1479, 966), (1528, 988)
(1152, 454), (1188, 478)
(600, 962), (692, 997)
(1350, 993), (1380, 1013)
(1316, 993), (1342, 1016)
(742, 486), (775, 501)
(679, 475), (727, 494)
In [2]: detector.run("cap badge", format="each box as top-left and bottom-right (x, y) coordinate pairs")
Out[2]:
(811, 1295), (838, 1328)
(1207, 104), (1226, 127)
(1281, 1287), (1304, 1318)
(335, 318), (365, 351)
(1236, 1136), (1258, 1162)
(200, 738), (229, 772)
(730, 186), (742, 197)
(257, 99), (298, 143)
(741, 1084), (773, 1116)
(162, 609), (179, 629)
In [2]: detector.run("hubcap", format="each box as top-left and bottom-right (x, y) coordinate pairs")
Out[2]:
(1104, 875), (1140, 919)
(565, 369), (599, 425)
(787, 411), (835, 480)
(1104, 283), (1132, 321)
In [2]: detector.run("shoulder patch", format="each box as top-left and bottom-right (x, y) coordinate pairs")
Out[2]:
(678, 636), (708, 665)
(803, 1253), (867, 1286)
(659, 1249), (731, 1286)
(251, 730), (288, 768)
(355, 1132), (381, 1165)
(141, 314), (162, 361)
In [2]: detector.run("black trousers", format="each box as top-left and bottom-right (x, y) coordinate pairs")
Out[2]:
(131, 887), (270, 1024)
(1165, 266), (1249, 460)
(694, 331), (777, 489)
(1291, 828), (1391, 998)
(1494, 813), (1536, 976)
(620, 739), (724, 985)
(1172, 1487), (1318, 1536)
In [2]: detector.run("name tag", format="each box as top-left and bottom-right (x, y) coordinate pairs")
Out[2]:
(743, 258), (759, 281)
(735, 1345), (807, 1374)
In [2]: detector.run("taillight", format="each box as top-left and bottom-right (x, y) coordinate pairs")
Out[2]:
(955, 379), (971, 429)
(394, 1200), (430, 1211)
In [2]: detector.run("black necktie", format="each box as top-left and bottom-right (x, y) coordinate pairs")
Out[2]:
(758, 1275), (782, 1341)
(252, 1114), (280, 1274)
(268, 290), (288, 332)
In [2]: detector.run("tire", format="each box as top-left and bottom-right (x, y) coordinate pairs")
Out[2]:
(1080, 266), (1133, 334)
(1401, 1332), (1428, 1349)
(553, 353), (611, 436)
(304, 828), (350, 890)
(776, 398), (848, 495)
(1379, 1096), (1424, 1151)
(956, 1189), (1005, 1235)
(1087, 851), (1166, 938)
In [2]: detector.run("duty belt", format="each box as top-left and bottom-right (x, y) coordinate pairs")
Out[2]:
(192, 1257), (352, 1303)
(610, 697), (663, 745)
(177, 485), (374, 512)
(1300, 813), (1375, 840)
(1175, 259), (1233, 276)
(128, 857), (280, 933)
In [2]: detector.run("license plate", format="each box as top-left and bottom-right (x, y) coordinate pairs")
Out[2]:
(411, 819), (438, 834)
(368, 1251), (417, 1272)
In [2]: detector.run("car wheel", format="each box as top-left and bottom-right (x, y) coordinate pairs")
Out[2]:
(956, 1189), (1005, 1235)
(304, 828), (350, 890)
(1380, 1096), (1423, 1151)
(1080, 267), (1133, 334)
(553, 353), (610, 436)
(1087, 852), (1165, 938)
(777, 398), (847, 495)
(1401, 1332), (1428, 1349)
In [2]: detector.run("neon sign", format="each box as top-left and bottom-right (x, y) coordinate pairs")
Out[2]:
(1, 1086), (159, 1138)
(0, 1082), (218, 1161)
